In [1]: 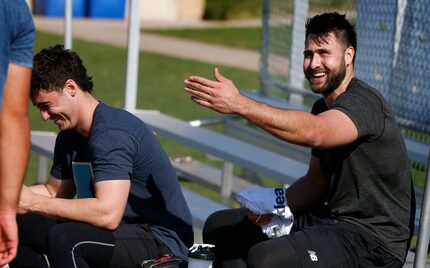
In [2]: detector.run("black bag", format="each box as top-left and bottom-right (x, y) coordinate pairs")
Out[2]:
(136, 254), (183, 268)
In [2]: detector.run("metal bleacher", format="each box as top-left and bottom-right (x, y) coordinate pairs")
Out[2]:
(30, 109), (309, 232)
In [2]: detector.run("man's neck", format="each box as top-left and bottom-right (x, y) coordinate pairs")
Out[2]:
(323, 70), (355, 106)
(75, 95), (100, 137)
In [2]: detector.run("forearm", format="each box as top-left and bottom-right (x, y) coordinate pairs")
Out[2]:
(0, 115), (30, 211)
(25, 193), (119, 230)
(282, 155), (330, 213)
(21, 180), (130, 230)
(237, 98), (322, 147)
(286, 175), (329, 214)
(28, 184), (56, 197)
(0, 66), (31, 211)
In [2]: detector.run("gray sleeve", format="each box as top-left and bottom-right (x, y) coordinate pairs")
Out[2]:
(331, 90), (386, 141)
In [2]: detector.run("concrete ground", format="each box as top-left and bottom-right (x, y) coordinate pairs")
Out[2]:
(33, 16), (260, 72)
(33, 16), (427, 268)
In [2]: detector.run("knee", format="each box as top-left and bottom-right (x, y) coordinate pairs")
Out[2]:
(48, 222), (80, 249)
(202, 210), (223, 244)
(248, 239), (300, 268)
(248, 242), (272, 268)
(202, 208), (246, 244)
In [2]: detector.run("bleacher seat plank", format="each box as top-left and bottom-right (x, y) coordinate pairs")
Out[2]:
(133, 110), (308, 186)
(181, 188), (228, 229)
(172, 159), (259, 194)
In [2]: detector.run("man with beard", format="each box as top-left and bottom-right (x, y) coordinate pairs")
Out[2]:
(183, 12), (414, 267)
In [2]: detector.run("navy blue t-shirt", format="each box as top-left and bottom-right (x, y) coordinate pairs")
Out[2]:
(51, 102), (193, 258)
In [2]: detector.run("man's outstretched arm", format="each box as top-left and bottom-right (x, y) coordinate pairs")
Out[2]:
(184, 68), (358, 148)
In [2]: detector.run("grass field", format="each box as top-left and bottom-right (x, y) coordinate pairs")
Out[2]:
(202, 0), (356, 20)
(33, 33), (259, 120)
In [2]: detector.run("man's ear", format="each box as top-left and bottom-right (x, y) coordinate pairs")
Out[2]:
(64, 79), (78, 97)
(344, 46), (354, 66)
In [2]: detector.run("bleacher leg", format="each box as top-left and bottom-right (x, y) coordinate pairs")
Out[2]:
(414, 150), (430, 268)
(220, 161), (233, 205)
(37, 155), (48, 184)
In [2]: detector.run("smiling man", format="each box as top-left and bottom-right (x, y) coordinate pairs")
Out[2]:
(184, 13), (414, 268)
(11, 45), (193, 268)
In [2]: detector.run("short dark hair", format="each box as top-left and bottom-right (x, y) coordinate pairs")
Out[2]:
(305, 12), (357, 62)
(31, 44), (93, 99)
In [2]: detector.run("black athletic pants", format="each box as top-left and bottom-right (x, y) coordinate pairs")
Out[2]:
(203, 208), (403, 268)
(10, 213), (171, 268)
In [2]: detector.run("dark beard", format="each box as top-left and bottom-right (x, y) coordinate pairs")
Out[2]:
(306, 62), (347, 95)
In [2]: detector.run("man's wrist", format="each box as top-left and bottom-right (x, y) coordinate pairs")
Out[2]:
(235, 95), (252, 116)
(0, 209), (17, 220)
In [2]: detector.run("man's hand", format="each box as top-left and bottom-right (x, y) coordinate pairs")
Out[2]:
(245, 208), (272, 228)
(184, 67), (247, 114)
(0, 210), (18, 266)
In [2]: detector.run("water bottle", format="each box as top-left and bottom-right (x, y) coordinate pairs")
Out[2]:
(188, 244), (215, 268)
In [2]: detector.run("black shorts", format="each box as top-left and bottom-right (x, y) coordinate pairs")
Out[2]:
(249, 219), (402, 268)
(203, 208), (403, 268)
(12, 213), (171, 268)
(109, 223), (171, 267)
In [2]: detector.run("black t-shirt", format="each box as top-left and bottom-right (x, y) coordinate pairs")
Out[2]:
(311, 78), (414, 261)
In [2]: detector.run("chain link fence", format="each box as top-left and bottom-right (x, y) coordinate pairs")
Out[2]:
(259, 0), (429, 137)
(356, 0), (430, 136)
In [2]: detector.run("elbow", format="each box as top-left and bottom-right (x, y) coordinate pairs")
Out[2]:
(101, 216), (122, 231)
(98, 210), (123, 231)
(104, 222), (120, 231)
(310, 136), (324, 148)
(302, 131), (324, 148)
